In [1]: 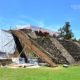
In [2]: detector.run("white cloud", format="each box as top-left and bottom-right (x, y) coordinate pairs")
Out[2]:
(0, 16), (30, 29)
(71, 4), (80, 10)
(18, 15), (40, 25)
(15, 24), (32, 29)
(17, 15), (46, 27)
(0, 15), (61, 32)
(37, 21), (45, 28)
(45, 25), (61, 32)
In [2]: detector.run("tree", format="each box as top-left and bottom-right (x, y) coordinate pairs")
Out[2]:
(78, 39), (80, 42)
(58, 22), (74, 40)
(73, 38), (77, 41)
(58, 27), (65, 39)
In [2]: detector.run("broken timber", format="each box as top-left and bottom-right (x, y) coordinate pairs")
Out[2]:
(11, 30), (57, 67)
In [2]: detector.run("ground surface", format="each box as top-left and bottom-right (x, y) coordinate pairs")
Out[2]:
(0, 66), (80, 80)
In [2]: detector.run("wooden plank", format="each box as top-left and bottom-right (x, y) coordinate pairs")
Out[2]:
(11, 30), (57, 67)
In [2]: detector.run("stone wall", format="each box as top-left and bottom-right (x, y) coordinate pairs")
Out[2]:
(35, 37), (67, 64)
(59, 40), (80, 61)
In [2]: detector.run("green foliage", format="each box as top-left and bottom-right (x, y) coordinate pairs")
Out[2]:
(0, 66), (80, 80)
(77, 39), (80, 43)
(73, 38), (77, 41)
(78, 39), (80, 42)
(58, 22), (74, 40)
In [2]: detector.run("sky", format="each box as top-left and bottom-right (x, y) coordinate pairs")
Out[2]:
(0, 0), (80, 39)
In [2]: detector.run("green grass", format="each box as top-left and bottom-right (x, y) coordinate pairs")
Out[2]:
(0, 66), (80, 80)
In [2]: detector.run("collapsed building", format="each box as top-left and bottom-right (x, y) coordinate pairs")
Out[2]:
(0, 25), (80, 67)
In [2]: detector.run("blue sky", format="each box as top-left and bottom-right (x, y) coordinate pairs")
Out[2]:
(0, 0), (80, 39)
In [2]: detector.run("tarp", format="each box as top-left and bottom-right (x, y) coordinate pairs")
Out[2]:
(0, 30), (16, 54)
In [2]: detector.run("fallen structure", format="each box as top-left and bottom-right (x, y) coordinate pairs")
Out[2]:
(11, 30), (57, 67)
(0, 26), (80, 67)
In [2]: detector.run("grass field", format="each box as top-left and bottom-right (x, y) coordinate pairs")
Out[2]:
(0, 66), (80, 80)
